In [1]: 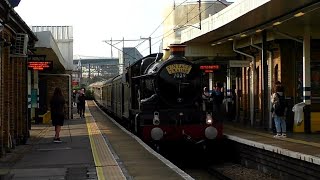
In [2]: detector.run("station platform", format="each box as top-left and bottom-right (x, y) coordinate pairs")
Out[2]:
(2, 101), (319, 180)
(223, 122), (320, 165)
(0, 101), (192, 180)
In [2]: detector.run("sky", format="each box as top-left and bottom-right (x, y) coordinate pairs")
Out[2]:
(15, 0), (235, 58)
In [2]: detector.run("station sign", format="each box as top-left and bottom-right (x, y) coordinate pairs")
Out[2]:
(72, 77), (80, 86)
(200, 65), (220, 73)
(72, 81), (79, 86)
(229, 60), (251, 67)
(28, 61), (53, 71)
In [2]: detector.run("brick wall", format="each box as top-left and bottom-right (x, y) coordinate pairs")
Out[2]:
(0, 32), (3, 155)
(1, 31), (11, 154)
(21, 59), (28, 138)
(0, 30), (29, 156)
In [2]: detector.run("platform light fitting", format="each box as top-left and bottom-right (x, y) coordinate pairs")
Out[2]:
(256, 29), (262, 33)
(273, 21), (282, 26)
(240, 34), (247, 38)
(294, 12), (305, 17)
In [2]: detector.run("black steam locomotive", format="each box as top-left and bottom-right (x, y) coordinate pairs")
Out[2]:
(90, 44), (223, 145)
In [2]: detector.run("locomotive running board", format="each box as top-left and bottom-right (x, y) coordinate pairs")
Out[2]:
(132, 73), (156, 79)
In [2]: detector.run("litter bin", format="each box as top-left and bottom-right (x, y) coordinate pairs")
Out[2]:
(292, 102), (305, 132)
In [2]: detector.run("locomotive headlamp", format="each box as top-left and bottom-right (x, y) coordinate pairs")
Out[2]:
(206, 113), (213, 125)
(153, 111), (160, 125)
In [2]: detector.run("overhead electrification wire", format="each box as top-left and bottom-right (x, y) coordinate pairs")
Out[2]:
(139, 1), (207, 53)
(151, 3), (198, 40)
(104, 41), (141, 61)
(217, 0), (228, 7)
(105, 1), (218, 57)
(140, 2), (216, 54)
(148, 0), (189, 38)
(134, 0), (189, 49)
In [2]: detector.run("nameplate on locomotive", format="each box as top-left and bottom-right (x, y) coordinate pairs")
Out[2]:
(166, 64), (192, 75)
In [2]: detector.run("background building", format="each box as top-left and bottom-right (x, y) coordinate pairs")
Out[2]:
(31, 26), (74, 72)
(162, 0), (232, 49)
(30, 26), (73, 122)
(118, 47), (143, 74)
(73, 56), (119, 87)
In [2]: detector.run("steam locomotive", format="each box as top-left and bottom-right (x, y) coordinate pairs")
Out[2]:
(90, 44), (223, 146)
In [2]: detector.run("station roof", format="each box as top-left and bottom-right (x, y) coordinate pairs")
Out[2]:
(33, 31), (68, 73)
(73, 58), (118, 66)
(181, 0), (320, 45)
(0, 1), (37, 42)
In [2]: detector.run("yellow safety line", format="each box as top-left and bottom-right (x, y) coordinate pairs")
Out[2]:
(86, 115), (105, 180)
(225, 125), (320, 148)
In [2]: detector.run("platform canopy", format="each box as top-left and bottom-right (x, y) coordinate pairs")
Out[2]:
(33, 31), (68, 73)
(181, 0), (320, 45)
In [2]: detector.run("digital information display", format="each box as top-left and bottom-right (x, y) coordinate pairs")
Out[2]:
(200, 65), (220, 73)
(28, 61), (53, 71)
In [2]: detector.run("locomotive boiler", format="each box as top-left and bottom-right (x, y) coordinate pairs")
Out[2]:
(91, 44), (223, 146)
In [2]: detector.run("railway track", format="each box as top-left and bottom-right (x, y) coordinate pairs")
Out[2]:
(91, 101), (277, 180)
(207, 163), (277, 180)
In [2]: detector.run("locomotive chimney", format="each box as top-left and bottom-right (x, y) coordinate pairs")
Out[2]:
(162, 48), (170, 61)
(168, 44), (186, 59)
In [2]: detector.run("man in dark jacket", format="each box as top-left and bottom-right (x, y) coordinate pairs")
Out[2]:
(78, 91), (86, 118)
(211, 82), (224, 122)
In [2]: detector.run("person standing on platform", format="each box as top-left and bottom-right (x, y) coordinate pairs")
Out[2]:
(211, 82), (224, 121)
(202, 87), (210, 99)
(271, 82), (287, 138)
(50, 87), (66, 143)
(202, 86), (211, 110)
(76, 90), (81, 114)
(72, 89), (77, 106)
(78, 90), (86, 118)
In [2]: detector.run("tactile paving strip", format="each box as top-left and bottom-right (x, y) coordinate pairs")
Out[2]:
(86, 111), (125, 180)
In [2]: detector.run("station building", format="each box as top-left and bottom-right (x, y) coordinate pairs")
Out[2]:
(0, 0), (37, 155)
(0, 1), (72, 156)
(164, 0), (320, 133)
(30, 26), (74, 122)
(73, 47), (143, 87)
